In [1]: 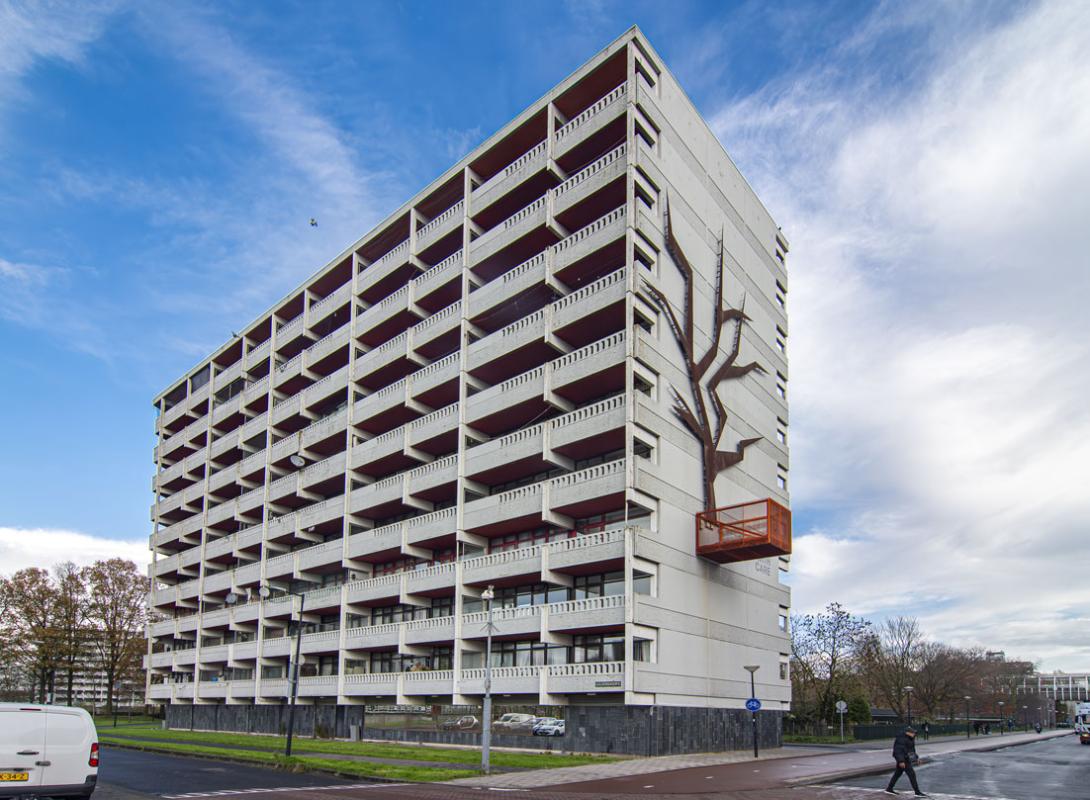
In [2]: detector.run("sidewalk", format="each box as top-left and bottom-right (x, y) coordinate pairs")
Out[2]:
(446, 729), (1069, 791)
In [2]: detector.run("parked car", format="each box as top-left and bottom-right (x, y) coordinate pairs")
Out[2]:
(532, 717), (566, 736)
(439, 715), (479, 731)
(492, 713), (536, 733)
(0, 703), (99, 799)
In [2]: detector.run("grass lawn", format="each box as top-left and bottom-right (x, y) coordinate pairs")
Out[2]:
(98, 723), (617, 781)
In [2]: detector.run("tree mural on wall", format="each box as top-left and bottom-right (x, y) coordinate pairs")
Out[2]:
(641, 198), (764, 511)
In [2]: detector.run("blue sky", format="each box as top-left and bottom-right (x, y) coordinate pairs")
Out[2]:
(2, 1), (1088, 669)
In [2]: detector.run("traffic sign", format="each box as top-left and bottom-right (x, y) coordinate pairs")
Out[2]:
(835, 700), (848, 713)
(745, 698), (762, 712)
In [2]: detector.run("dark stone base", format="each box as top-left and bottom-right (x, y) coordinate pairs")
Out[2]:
(165, 703), (782, 756)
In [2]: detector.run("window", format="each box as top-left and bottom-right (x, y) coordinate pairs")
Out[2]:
(779, 662), (789, 680)
(776, 338), (786, 354)
(633, 638), (653, 662)
(573, 634), (624, 664)
(633, 570), (653, 596)
(776, 428), (787, 445)
(777, 474), (787, 490)
(778, 613), (788, 632)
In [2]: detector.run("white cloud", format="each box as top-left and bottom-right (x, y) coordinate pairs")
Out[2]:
(715, 0), (1090, 669)
(0, 527), (149, 576)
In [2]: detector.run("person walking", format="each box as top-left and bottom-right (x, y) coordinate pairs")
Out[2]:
(884, 726), (927, 796)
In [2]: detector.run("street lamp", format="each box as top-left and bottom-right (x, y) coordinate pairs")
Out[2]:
(480, 585), (496, 775)
(227, 584), (308, 757)
(964, 696), (972, 739)
(997, 701), (1005, 735)
(1022, 704), (1028, 732)
(904, 686), (914, 727)
(744, 665), (760, 759)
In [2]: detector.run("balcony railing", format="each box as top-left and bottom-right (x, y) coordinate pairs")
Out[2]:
(695, 498), (792, 564)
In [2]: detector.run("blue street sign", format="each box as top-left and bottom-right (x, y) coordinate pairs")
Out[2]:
(746, 698), (762, 712)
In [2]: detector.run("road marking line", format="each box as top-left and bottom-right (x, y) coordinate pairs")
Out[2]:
(161, 785), (402, 799)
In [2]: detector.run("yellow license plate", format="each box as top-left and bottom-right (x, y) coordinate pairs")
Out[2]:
(0, 773), (28, 782)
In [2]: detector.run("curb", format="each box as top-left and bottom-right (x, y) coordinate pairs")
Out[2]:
(100, 740), (424, 784)
(787, 731), (1071, 787)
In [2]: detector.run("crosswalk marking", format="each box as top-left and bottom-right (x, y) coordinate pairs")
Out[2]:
(161, 784), (405, 799)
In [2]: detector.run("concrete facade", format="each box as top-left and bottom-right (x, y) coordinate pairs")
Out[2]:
(146, 27), (791, 752)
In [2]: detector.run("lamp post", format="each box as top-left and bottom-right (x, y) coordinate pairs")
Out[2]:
(480, 585), (496, 775)
(744, 665), (760, 759)
(904, 686), (913, 727)
(1022, 705), (1028, 732)
(997, 701), (1005, 735)
(964, 696), (972, 739)
(227, 584), (305, 755)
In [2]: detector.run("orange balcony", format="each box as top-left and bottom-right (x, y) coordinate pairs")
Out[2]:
(695, 499), (791, 564)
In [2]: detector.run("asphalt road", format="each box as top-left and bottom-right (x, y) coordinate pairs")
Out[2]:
(96, 746), (364, 800)
(834, 732), (1088, 799)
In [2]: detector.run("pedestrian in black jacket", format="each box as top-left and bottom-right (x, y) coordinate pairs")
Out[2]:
(884, 726), (926, 796)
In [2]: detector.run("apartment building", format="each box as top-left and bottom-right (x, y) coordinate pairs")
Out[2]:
(146, 27), (792, 753)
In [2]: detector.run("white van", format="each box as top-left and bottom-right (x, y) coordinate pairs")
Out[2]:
(0, 704), (98, 799)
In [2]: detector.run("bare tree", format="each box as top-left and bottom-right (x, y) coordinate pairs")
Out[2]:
(912, 642), (979, 719)
(52, 561), (89, 706)
(858, 616), (923, 719)
(83, 559), (147, 714)
(790, 603), (871, 722)
(642, 199), (764, 509)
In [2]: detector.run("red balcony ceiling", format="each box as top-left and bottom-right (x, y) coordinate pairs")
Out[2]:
(695, 498), (791, 564)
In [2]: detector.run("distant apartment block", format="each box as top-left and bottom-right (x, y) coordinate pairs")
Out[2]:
(146, 27), (792, 753)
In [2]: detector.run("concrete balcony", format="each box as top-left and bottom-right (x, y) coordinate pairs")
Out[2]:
(405, 507), (457, 549)
(402, 615), (455, 647)
(410, 300), (461, 359)
(149, 652), (173, 669)
(300, 409), (348, 451)
(406, 403), (457, 452)
(258, 678), (289, 698)
(342, 672), (397, 697)
(211, 394), (243, 427)
(213, 360), (243, 394)
(270, 390), (305, 427)
(272, 353), (304, 393)
(307, 283), (352, 330)
(236, 486), (265, 517)
(551, 144), (626, 218)
(553, 82), (628, 159)
(469, 196), (548, 269)
(179, 546), (203, 572)
(205, 498), (236, 528)
(148, 619), (176, 638)
(415, 199), (464, 253)
(356, 240), (410, 298)
(173, 649), (196, 667)
(229, 680), (256, 700)
(261, 636), (292, 658)
(296, 496), (344, 532)
(177, 615), (200, 634)
(147, 683), (172, 701)
(264, 552), (294, 582)
(244, 339), (271, 371)
(199, 644), (230, 664)
(463, 482), (543, 535)
(230, 641), (259, 662)
(344, 622), (400, 651)
(404, 562), (456, 597)
(234, 525), (263, 555)
(412, 249), (463, 304)
(188, 382), (211, 412)
(407, 352), (459, 407)
(472, 140), (548, 213)
(461, 527), (625, 587)
(152, 515), (202, 550)
(159, 399), (189, 431)
(175, 683), (194, 700)
(300, 630), (340, 655)
(549, 458), (626, 515)
(406, 456), (457, 504)
(547, 594), (625, 634)
(298, 675), (338, 698)
(346, 525), (403, 564)
(344, 573), (401, 606)
(465, 394), (625, 483)
(242, 375), (270, 407)
(297, 539), (343, 574)
(348, 472), (406, 517)
(275, 314), (306, 351)
(304, 322), (351, 368)
(202, 570), (233, 595)
(459, 665), (539, 696)
(401, 669), (454, 698)
(465, 330), (626, 430)
(353, 330), (425, 388)
(551, 206), (626, 270)
(461, 603), (540, 640)
(545, 661), (624, 694)
(303, 363), (350, 411)
(230, 597), (260, 623)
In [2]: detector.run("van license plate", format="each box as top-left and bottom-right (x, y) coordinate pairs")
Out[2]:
(0, 772), (29, 782)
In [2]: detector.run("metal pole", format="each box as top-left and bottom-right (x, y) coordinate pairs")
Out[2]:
(285, 592), (305, 758)
(750, 670), (758, 759)
(482, 589), (495, 775)
(839, 710), (844, 743)
(965, 697), (971, 739)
